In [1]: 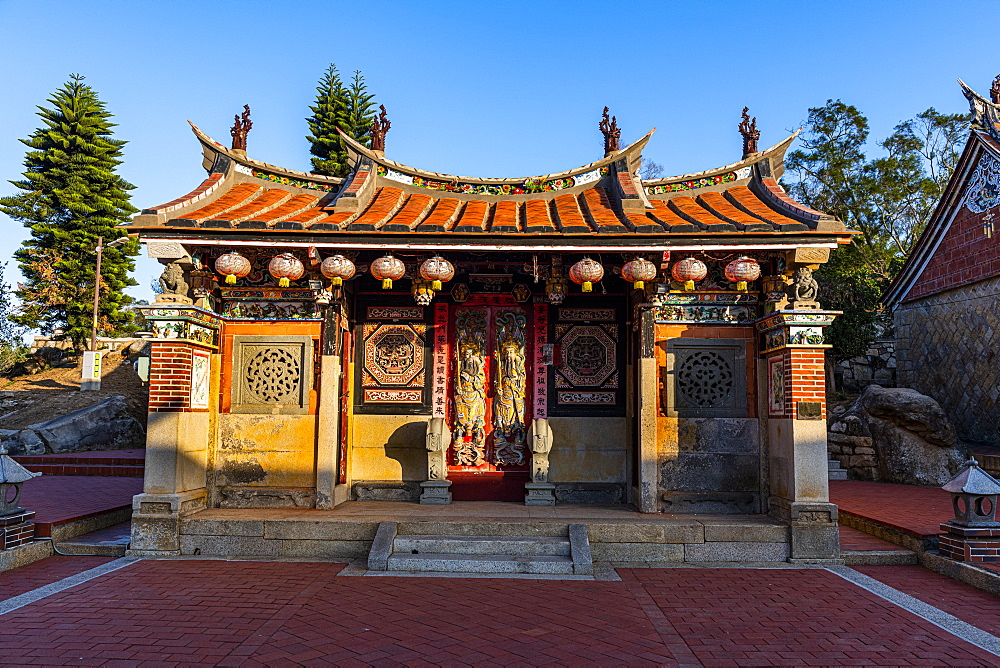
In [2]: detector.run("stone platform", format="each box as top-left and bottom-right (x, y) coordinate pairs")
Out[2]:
(138, 501), (800, 564)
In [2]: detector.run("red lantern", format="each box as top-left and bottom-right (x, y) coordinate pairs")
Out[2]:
(724, 257), (761, 292)
(671, 257), (708, 291)
(419, 256), (455, 291)
(268, 253), (305, 287)
(568, 258), (604, 293)
(621, 257), (658, 290)
(215, 252), (251, 285)
(370, 254), (406, 290)
(320, 255), (356, 286)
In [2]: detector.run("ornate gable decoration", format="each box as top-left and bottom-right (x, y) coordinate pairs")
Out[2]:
(962, 153), (1000, 214)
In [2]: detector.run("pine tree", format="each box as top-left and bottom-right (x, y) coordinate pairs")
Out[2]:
(305, 66), (378, 177)
(305, 64), (348, 176)
(0, 74), (139, 348)
(342, 71), (376, 150)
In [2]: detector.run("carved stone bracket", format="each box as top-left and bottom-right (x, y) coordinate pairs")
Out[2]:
(420, 417), (452, 505)
(525, 418), (555, 506)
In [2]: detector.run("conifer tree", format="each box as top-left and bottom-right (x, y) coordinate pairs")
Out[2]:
(305, 64), (348, 176)
(0, 74), (139, 348)
(342, 71), (376, 150)
(305, 66), (378, 177)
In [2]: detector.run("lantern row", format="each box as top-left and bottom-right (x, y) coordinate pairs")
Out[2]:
(214, 252), (762, 294)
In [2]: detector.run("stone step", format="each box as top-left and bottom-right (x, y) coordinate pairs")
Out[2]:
(54, 521), (131, 557)
(386, 552), (575, 575)
(22, 464), (144, 477)
(828, 458), (848, 480)
(842, 549), (918, 566)
(394, 534), (571, 557)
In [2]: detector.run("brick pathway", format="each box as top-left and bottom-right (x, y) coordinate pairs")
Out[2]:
(830, 480), (952, 538)
(0, 560), (997, 666)
(839, 526), (903, 551)
(856, 565), (1000, 637)
(20, 475), (143, 537)
(0, 556), (114, 602)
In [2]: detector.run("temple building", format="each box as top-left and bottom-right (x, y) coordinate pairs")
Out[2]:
(125, 105), (854, 563)
(886, 77), (1000, 451)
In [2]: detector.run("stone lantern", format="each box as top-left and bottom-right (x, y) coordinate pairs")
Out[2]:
(939, 457), (1000, 563)
(0, 446), (42, 550)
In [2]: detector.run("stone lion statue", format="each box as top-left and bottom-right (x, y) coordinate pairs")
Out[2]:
(159, 262), (189, 297)
(788, 266), (819, 302)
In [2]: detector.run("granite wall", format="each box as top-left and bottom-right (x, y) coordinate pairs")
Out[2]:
(894, 276), (1000, 447)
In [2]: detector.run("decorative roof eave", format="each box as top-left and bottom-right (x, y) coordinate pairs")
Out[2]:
(883, 130), (997, 307)
(336, 127), (656, 185)
(188, 121), (345, 186)
(958, 79), (1000, 143)
(643, 130), (800, 186)
(137, 229), (846, 252)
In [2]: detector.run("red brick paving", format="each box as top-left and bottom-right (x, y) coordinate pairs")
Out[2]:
(0, 556), (114, 602)
(0, 560), (997, 666)
(830, 479), (952, 538)
(20, 475), (143, 537)
(629, 568), (998, 666)
(855, 565), (1000, 638)
(840, 525), (906, 551)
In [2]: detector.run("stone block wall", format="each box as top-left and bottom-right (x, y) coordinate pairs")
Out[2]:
(836, 339), (896, 393)
(895, 277), (1000, 446)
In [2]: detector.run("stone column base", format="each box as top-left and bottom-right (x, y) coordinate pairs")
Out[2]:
(419, 480), (452, 505)
(128, 489), (207, 557)
(771, 498), (843, 563)
(525, 482), (556, 506)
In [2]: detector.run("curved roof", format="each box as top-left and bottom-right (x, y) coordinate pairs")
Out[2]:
(126, 119), (850, 247)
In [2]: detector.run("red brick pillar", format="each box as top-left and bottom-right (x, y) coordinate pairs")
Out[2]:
(148, 343), (195, 412)
(757, 310), (840, 562)
(130, 306), (221, 556)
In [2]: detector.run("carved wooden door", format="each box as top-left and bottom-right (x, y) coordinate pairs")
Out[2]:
(448, 298), (531, 501)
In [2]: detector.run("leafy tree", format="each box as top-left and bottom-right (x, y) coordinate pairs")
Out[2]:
(0, 264), (28, 375)
(0, 74), (139, 348)
(305, 66), (378, 177)
(785, 100), (966, 361)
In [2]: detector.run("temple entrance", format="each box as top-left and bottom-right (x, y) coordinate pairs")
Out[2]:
(448, 298), (531, 501)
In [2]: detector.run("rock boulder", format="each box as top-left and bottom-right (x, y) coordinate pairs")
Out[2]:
(2, 395), (144, 455)
(828, 385), (964, 486)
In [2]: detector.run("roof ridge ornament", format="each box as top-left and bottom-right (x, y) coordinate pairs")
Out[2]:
(739, 106), (760, 157)
(992, 74), (1000, 105)
(600, 106), (621, 156)
(230, 105), (252, 153)
(371, 104), (390, 154)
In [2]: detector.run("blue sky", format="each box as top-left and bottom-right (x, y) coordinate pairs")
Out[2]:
(1, 0), (998, 305)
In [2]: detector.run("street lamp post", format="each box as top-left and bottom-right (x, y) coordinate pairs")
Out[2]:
(82, 236), (128, 391)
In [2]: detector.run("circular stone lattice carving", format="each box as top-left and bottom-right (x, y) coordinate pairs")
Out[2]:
(676, 351), (734, 407)
(245, 348), (301, 403)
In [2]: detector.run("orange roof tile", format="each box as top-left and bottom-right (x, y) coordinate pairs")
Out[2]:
(491, 200), (520, 231)
(524, 199), (556, 231)
(554, 193), (591, 231)
(349, 187), (404, 229)
(453, 200), (489, 232)
(181, 183), (263, 221)
(249, 194), (319, 223)
(213, 189), (292, 222)
(649, 200), (696, 228)
(581, 188), (629, 231)
(417, 198), (461, 231)
(383, 193), (434, 230)
(726, 186), (807, 228)
(697, 192), (770, 229)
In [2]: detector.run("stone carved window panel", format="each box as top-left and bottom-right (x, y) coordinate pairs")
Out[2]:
(662, 339), (747, 418)
(231, 335), (313, 415)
